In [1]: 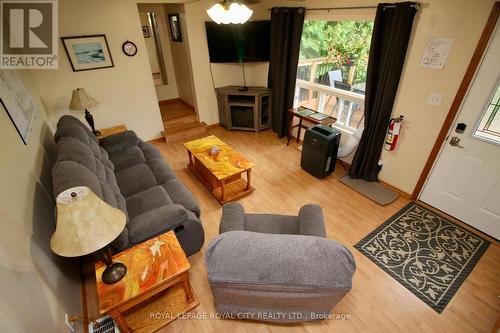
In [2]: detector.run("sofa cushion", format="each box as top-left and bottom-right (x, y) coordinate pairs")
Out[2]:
(99, 130), (139, 153)
(55, 122), (101, 159)
(206, 231), (355, 290)
(126, 186), (173, 219)
(109, 146), (146, 172)
(147, 158), (177, 184)
(56, 137), (97, 173)
(244, 214), (299, 235)
(128, 204), (188, 244)
(162, 179), (200, 217)
(57, 114), (98, 142)
(100, 147), (114, 171)
(140, 141), (163, 160)
(52, 160), (102, 198)
(115, 163), (157, 197)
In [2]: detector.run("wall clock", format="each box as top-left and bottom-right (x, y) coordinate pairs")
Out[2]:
(122, 41), (137, 57)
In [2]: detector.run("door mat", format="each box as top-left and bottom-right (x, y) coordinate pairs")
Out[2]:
(355, 202), (490, 313)
(338, 174), (399, 205)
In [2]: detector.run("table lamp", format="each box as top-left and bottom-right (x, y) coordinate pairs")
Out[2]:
(69, 88), (100, 136)
(50, 186), (127, 284)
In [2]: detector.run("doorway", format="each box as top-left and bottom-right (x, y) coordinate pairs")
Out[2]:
(420, 13), (500, 240)
(137, 3), (205, 141)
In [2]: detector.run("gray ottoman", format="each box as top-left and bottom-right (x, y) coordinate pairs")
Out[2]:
(205, 203), (356, 323)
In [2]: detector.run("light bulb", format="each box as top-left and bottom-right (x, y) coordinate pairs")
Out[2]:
(207, 1), (253, 24)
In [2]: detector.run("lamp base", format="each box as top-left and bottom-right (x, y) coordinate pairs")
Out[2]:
(84, 109), (101, 136)
(102, 262), (127, 284)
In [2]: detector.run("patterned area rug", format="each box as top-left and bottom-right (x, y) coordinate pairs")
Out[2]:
(355, 202), (490, 313)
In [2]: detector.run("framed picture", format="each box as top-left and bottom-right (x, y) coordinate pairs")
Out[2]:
(61, 35), (114, 72)
(142, 26), (150, 38)
(168, 14), (182, 42)
(0, 71), (37, 145)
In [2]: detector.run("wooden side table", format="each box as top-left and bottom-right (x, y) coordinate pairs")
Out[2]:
(97, 124), (128, 139)
(95, 231), (199, 333)
(287, 108), (336, 145)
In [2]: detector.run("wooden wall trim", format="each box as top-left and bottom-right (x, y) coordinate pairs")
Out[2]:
(411, 2), (500, 200)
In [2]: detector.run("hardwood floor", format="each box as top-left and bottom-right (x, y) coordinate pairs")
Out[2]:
(159, 100), (196, 120)
(152, 125), (500, 333)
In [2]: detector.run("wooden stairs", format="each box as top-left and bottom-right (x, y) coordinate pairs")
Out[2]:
(162, 112), (207, 143)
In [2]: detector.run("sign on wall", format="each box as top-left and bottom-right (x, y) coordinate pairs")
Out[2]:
(0, 0), (58, 69)
(420, 37), (454, 70)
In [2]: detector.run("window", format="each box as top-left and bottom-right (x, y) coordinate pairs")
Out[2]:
(474, 81), (500, 144)
(294, 18), (374, 131)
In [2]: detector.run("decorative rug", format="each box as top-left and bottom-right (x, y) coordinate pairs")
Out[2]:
(354, 202), (490, 313)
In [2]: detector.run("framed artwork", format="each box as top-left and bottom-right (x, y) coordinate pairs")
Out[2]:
(168, 14), (182, 42)
(61, 35), (114, 72)
(0, 70), (37, 145)
(142, 26), (150, 38)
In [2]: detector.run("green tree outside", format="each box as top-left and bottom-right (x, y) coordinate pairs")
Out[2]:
(299, 21), (374, 85)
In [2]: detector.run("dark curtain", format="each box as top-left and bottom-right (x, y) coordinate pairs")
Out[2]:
(349, 2), (418, 181)
(268, 7), (305, 138)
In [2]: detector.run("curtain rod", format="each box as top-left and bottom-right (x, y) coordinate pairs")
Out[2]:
(268, 3), (421, 12)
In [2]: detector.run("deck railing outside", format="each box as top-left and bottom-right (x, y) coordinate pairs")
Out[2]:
(294, 57), (366, 131)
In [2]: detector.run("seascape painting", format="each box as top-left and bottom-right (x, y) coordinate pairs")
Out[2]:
(72, 43), (106, 64)
(62, 35), (114, 71)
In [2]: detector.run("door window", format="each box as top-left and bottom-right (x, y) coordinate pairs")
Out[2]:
(473, 80), (500, 144)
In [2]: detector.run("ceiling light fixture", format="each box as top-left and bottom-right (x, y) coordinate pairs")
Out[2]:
(207, 1), (253, 24)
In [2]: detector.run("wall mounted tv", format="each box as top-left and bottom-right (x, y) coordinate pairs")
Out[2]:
(205, 21), (271, 63)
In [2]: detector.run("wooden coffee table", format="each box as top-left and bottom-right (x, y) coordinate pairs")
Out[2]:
(95, 231), (199, 333)
(184, 135), (255, 204)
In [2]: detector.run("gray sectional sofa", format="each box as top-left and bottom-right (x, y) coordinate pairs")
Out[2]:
(51, 115), (204, 256)
(205, 203), (356, 323)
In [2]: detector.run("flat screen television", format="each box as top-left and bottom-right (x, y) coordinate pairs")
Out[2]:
(205, 21), (271, 63)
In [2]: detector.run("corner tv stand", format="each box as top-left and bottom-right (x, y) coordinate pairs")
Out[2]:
(215, 86), (272, 132)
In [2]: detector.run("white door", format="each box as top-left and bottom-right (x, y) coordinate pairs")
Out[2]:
(420, 19), (500, 240)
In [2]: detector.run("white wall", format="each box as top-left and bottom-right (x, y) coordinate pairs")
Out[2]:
(0, 70), (82, 332)
(138, 3), (180, 102)
(164, 3), (196, 106)
(183, 0), (496, 194)
(30, 0), (164, 141)
(183, 0), (270, 125)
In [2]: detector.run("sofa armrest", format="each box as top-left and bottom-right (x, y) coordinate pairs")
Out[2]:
(127, 204), (187, 244)
(298, 204), (326, 238)
(99, 130), (139, 153)
(219, 203), (245, 234)
(205, 231), (356, 290)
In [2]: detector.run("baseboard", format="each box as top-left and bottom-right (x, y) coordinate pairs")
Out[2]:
(147, 136), (166, 144)
(206, 123), (222, 129)
(379, 179), (411, 199)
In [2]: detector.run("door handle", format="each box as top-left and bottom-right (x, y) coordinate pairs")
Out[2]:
(449, 136), (464, 148)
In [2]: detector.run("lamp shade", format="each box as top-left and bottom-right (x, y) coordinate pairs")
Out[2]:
(50, 186), (126, 257)
(69, 88), (99, 110)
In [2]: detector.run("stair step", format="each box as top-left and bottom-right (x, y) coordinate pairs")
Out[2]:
(163, 113), (198, 129)
(163, 121), (207, 143)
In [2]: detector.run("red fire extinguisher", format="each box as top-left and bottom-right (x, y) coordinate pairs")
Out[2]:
(384, 115), (404, 151)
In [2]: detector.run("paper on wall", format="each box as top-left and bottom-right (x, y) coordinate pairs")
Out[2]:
(420, 37), (454, 70)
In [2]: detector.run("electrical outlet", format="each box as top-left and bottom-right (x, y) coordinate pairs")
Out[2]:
(427, 93), (443, 106)
(65, 313), (75, 332)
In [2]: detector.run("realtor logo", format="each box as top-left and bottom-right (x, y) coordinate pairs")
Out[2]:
(1, 0), (58, 69)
